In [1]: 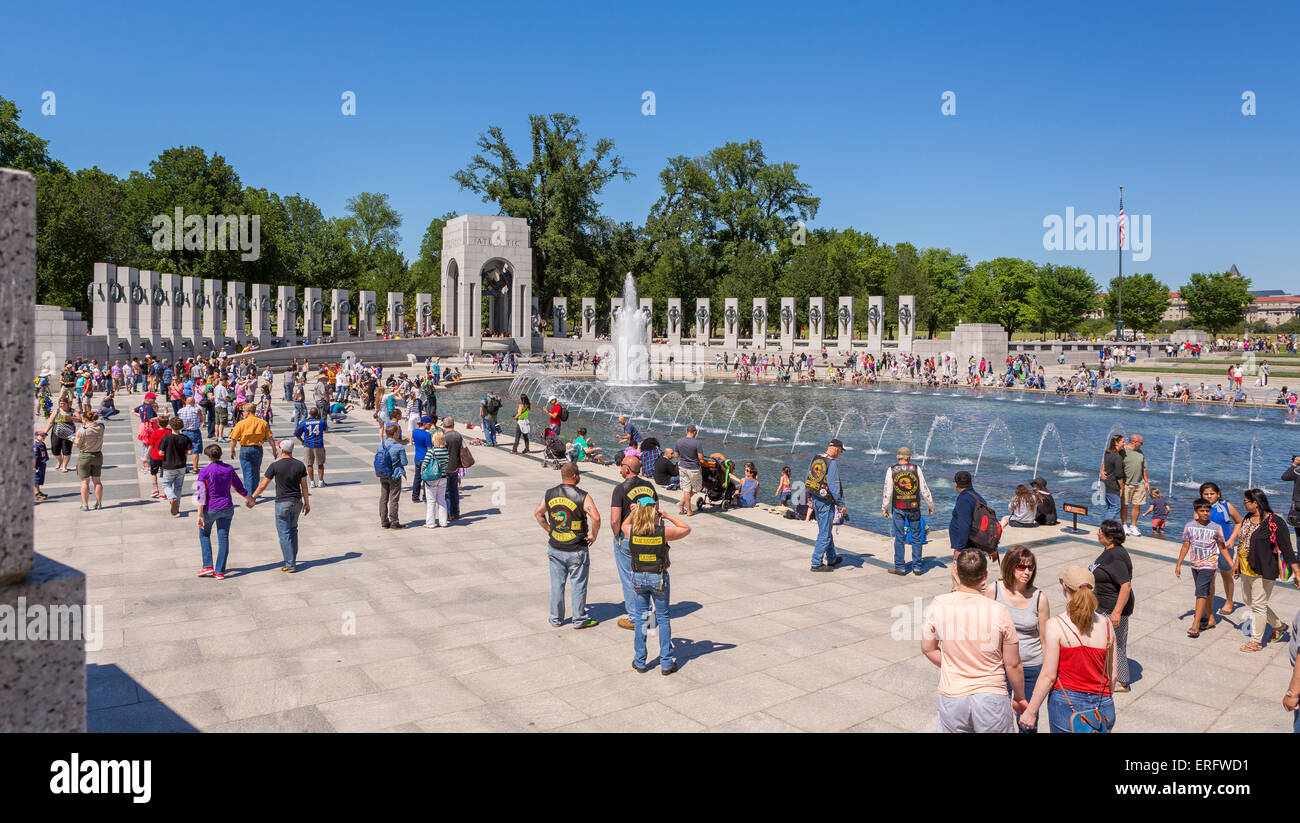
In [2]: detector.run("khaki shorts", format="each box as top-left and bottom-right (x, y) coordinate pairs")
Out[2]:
(305, 447), (326, 467)
(77, 451), (103, 479)
(1122, 484), (1147, 506)
(215, 407), (229, 425)
(681, 469), (703, 494)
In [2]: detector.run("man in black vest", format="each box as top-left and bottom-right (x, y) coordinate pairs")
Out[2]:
(534, 461), (601, 629)
(881, 446), (935, 576)
(611, 456), (658, 629)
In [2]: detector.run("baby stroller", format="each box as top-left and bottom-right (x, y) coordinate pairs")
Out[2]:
(698, 452), (739, 512)
(542, 431), (568, 469)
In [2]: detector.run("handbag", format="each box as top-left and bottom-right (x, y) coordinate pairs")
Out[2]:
(1266, 516), (1294, 583)
(459, 445), (475, 469)
(1059, 616), (1112, 733)
(517, 417), (531, 435)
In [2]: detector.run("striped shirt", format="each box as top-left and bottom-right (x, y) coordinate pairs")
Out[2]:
(177, 405), (201, 431)
(295, 418), (325, 449)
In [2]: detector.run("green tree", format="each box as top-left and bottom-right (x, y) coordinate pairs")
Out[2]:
(453, 113), (633, 305)
(962, 257), (1037, 333)
(341, 191), (402, 279)
(1027, 264), (1098, 338)
(1180, 270), (1254, 335)
(917, 248), (969, 337)
(1102, 272), (1170, 332)
(0, 96), (64, 173)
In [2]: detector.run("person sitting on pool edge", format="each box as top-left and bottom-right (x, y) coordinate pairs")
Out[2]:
(570, 427), (607, 464)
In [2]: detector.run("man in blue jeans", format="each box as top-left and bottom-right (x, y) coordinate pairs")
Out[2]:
(881, 446), (935, 575)
(533, 462), (601, 629)
(252, 440), (311, 573)
(441, 418), (463, 520)
(610, 456), (657, 630)
(807, 438), (846, 572)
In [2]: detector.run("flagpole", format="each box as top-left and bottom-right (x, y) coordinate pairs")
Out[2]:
(1116, 185), (1124, 342)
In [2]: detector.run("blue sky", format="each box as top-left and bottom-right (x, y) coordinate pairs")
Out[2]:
(6, 0), (1298, 290)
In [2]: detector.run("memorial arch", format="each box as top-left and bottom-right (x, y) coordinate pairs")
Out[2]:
(440, 215), (533, 351)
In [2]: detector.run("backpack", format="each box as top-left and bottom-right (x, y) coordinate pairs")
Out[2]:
(484, 395), (502, 416)
(419, 452), (446, 482)
(965, 491), (1002, 555)
(558, 404), (569, 422)
(373, 445), (392, 478)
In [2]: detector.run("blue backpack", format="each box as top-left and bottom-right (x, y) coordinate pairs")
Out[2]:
(373, 445), (392, 478)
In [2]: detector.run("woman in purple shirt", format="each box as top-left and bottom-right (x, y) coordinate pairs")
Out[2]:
(195, 444), (254, 579)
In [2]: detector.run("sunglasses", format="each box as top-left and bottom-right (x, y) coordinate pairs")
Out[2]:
(1016, 564), (1035, 571)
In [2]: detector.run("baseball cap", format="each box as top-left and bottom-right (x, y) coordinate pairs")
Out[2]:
(278, 439), (295, 453)
(1058, 566), (1095, 590)
(144, 392), (158, 400)
(549, 395), (557, 402)
(419, 415), (433, 425)
(896, 446), (912, 459)
(828, 438), (844, 449)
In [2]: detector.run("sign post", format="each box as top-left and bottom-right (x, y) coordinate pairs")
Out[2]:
(1062, 503), (1088, 534)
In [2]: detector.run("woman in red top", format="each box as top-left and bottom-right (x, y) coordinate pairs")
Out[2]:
(1020, 566), (1117, 733)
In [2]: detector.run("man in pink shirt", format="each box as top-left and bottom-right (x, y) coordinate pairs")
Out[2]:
(922, 549), (1027, 733)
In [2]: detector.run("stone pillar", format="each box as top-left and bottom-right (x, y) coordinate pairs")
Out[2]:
(416, 292), (433, 336)
(91, 262), (117, 342)
(140, 270), (162, 357)
(866, 294), (885, 351)
(115, 266), (141, 354)
(456, 275), (479, 351)
(779, 297), (796, 350)
(527, 288), (537, 338)
(639, 297), (653, 338)
(666, 297), (683, 346)
(385, 292), (404, 336)
(1, 167), (88, 731)
(159, 272), (183, 357)
(808, 296), (825, 351)
(609, 297), (621, 339)
(752, 298), (768, 350)
(276, 285), (297, 344)
(225, 281), (247, 348)
(723, 297), (740, 349)
(695, 298), (711, 347)
(581, 297), (596, 340)
(302, 287), (323, 341)
(551, 297), (567, 337)
(836, 296), (855, 354)
(898, 294), (916, 353)
(357, 290), (377, 339)
(181, 276), (202, 356)
(251, 283), (272, 347)
(330, 289), (351, 341)
(202, 278), (225, 353)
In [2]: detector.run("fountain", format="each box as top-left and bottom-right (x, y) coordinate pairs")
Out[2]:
(1031, 422), (1075, 479)
(973, 418), (1029, 479)
(722, 399), (759, 444)
(1168, 430), (1196, 495)
(606, 272), (652, 386)
(790, 407), (833, 454)
(919, 415), (954, 468)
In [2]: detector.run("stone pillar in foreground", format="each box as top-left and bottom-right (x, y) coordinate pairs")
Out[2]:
(276, 285), (297, 343)
(357, 291), (377, 339)
(723, 297), (739, 349)
(695, 298), (711, 347)
(580, 297), (596, 340)
(551, 297), (567, 337)
(387, 292), (405, 336)
(0, 167), (88, 732)
(866, 295), (884, 351)
(836, 296), (855, 354)
(807, 296), (825, 351)
(665, 297), (682, 347)
(302, 287), (323, 341)
(779, 297), (796, 351)
(752, 298), (768, 350)
(251, 283), (272, 348)
(416, 293), (433, 336)
(898, 294), (916, 353)
(330, 289), (351, 341)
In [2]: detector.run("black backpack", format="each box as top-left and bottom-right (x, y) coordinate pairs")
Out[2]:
(484, 395), (502, 415)
(965, 491), (1002, 556)
(558, 404), (569, 422)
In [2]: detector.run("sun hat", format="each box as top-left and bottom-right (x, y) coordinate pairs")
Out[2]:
(1058, 566), (1095, 590)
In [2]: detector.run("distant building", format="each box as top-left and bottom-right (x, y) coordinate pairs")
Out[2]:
(1162, 265), (1298, 326)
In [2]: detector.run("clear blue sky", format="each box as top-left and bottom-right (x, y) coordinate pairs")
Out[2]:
(7, 0), (1298, 290)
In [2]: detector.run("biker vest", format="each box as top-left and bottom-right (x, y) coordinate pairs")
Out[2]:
(545, 483), (589, 550)
(890, 463), (921, 511)
(630, 521), (670, 573)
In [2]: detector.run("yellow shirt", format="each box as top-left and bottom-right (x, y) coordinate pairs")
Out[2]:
(229, 416), (273, 449)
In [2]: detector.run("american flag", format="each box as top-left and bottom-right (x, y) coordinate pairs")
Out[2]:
(1118, 193), (1126, 249)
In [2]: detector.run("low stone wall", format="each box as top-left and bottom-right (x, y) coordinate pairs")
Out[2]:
(225, 337), (471, 368)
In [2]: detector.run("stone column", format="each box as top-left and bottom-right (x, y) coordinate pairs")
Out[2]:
(387, 292), (405, 336)
(526, 287), (537, 338)
(808, 296), (825, 351)
(898, 294), (916, 353)
(181, 276), (202, 356)
(752, 298), (768, 350)
(357, 290), (377, 339)
(140, 270), (162, 357)
(581, 297), (596, 340)
(836, 296), (855, 354)
(666, 297), (682, 346)
(302, 287), (323, 341)
(779, 297), (796, 350)
(115, 266), (141, 354)
(723, 297), (740, 349)
(551, 297), (567, 337)
(609, 297), (620, 339)
(251, 283), (272, 347)
(416, 292), (433, 335)
(159, 272), (183, 357)
(1, 167), (88, 731)
(695, 298), (711, 347)
(203, 278), (226, 353)
(225, 281), (247, 348)
(276, 285), (297, 344)
(866, 295), (885, 351)
(91, 262), (117, 342)
(330, 289), (351, 341)
(639, 298), (653, 338)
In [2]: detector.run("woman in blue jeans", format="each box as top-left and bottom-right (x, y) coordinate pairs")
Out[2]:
(1020, 566), (1117, 732)
(194, 444), (254, 580)
(620, 501), (691, 675)
(993, 545), (1050, 733)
